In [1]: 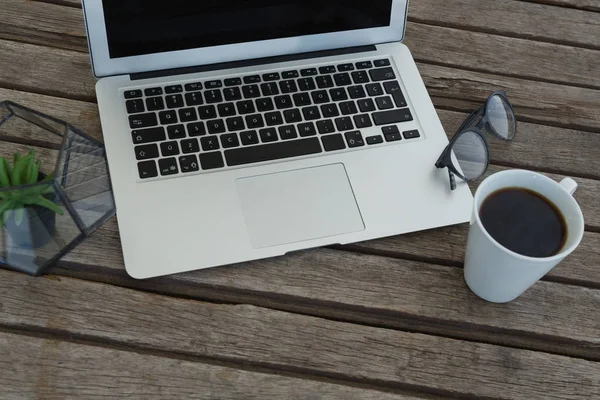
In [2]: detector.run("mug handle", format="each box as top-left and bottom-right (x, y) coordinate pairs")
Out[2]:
(560, 178), (578, 196)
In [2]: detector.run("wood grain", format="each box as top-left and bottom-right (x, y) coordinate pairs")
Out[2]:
(1, 270), (599, 400)
(519, 0), (600, 12)
(0, 332), (424, 400)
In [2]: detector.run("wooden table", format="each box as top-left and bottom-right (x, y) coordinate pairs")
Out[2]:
(1, 0), (600, 398)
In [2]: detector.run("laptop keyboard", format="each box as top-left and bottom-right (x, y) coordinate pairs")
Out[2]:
(125, 58), (421, 179)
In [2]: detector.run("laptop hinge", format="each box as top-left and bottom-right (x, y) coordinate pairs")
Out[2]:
(130, 45), (378, 81)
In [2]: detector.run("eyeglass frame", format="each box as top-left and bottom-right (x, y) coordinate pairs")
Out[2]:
(435, 90), (517, 190)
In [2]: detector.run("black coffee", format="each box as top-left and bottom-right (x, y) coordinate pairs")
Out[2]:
(479, 188), (567, 258)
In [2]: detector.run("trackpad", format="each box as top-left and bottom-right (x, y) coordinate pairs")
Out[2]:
(236, 164), (365, 249)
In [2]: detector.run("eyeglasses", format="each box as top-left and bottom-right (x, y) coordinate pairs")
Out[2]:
(435, 91), (517, 190)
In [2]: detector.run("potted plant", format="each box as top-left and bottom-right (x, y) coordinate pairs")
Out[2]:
(0, 150), (64, 249)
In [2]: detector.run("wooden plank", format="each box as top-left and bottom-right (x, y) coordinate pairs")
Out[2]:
(405, 23), (600, 89)
(410, 0), (600, 49)
(520, 0), (600, 12)
(2, 270), (599, 400)
(0, 332), (421, 400)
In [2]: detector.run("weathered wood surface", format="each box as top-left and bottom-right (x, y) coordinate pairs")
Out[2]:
(1, 0), (599, 398)
(1, 271), (599, 400)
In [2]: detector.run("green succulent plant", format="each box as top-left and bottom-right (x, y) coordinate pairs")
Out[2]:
(0, 150), (64, 227)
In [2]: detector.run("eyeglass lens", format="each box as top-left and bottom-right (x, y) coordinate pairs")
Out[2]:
(451, 130), (488, 180)
(486, 94), (516, 140)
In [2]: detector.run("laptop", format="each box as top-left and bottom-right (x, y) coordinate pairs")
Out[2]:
(82, 0), (473, 279)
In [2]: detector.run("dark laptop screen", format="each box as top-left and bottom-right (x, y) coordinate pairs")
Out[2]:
(102, 0), (394, 59)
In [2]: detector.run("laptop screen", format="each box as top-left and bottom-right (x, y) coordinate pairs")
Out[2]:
(102, 0), (394, 59)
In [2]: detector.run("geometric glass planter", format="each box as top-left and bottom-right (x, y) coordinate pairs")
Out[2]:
(0, 101), (115, 276)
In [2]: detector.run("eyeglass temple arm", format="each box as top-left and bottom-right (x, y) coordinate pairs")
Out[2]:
(456, 106), (484, 134)
(448, 169), (457, 191)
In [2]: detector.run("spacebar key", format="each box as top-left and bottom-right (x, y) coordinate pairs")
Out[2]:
(225, 138), (322, 166)
(372, 108), (413, 125)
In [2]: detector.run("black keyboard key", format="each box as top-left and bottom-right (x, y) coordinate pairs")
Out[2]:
(278, 125), (298, 140)
(403, 129), (421, 140)
(242, 85), (260, 99)
(199, 152), (225, 170)
(321, 134), (346, 152)
(159, 158), (179, 176)
(146, 97), (165, 111)
(376, 96), (394, 110)
(165, 85), (183, 94)
(373, 109), (413, 125)
(159, 110), (178, 125)
(358, 98), (376, 112)
(243, 75), (261, 84)
(226, 116), (245, 131)
(218, 103), (236, 117)
(317, 119), (335, 134)
(385, 132), (402, 142)
(205, 89), (223, 103)
(265, 111), (284, 126)
(199, 105), (217, 120)
(339, 101), (358, 115)
(221, 133), (240, 148)
(329, 87), (348, 101)
(240, 130), (260, 146)
(302, 106), (321, 121)
(185, 92), (204, 106)
(207, 119), (226, 134)
(125, 89), (143, 99)
(237, 100), (256, 114)
(185, 82), (203, 92)
(348, 85), (367, 99)
(319, 66), (336, 74)
(355, 61), (373, 70)
(337, 63), (354, 72)
(383, 81), (408, 108)
(246, 114), (265, 128)
(301, 68), (318, 76)
(166, 94), (184, 109)
(138, 160), (158, 179)
(178, 108), (198, 122)
(225, 137), (322, 166)
(256, 98), (274, 112)
(205, 80), (222, 89)
(261, 82), (279, 96)
(259, 128), (278, 143)
(224, 87), (242, 101)
(320, 103), (339, 118)
(366, 83), (383, 97)
(179, 155), (200, 173)
(316, 75), (334, 89)
(282, 70), (299, 79)
(351, 71), (370, 84)
(263, 72), (280, 81)
(335, 117), (354, 131)
(225, 77), (242, 86)
(181, 138), (200, 154)
(275, 95), (293, 109)
(298, 77), (316, 91)
(126, 99), (145, 114)
(382, 126), (399, 135)
(283, 109), (302, 123)
(298, 122), (317, 137)
(374, 59), (391, 67)
(201, 136), (220, 151)
(334, 73), (352, 86)
(186, 122), (205, 137)
(345, 131), (365, 148)
(168, 124), (187, 139)
(366, 135), (384, 145)
(161, 141), (180, 156)
(135, 144), (159, 160)
(279, 80), (298, 93)
(293, 92), (311, 107)
(145, 87), (163, 96)
(312, 90), (330, 104)
(353, 114), (372, 128)
(370, 67), (396, 82)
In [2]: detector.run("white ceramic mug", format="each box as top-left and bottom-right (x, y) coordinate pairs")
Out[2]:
(464, 170), (585, 303)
